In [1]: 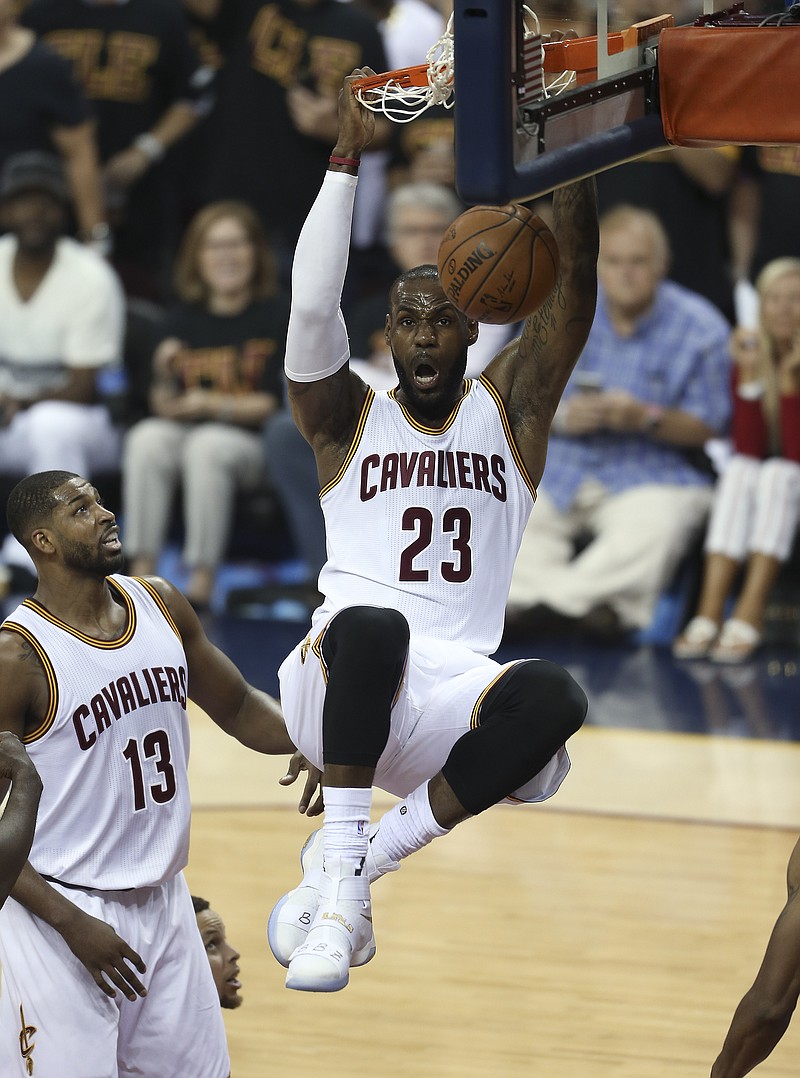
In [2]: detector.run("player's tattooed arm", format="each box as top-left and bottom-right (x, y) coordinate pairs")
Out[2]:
(0, 629), (53, 743)
(491, 176), (599, 487)
(537, 175), (599, 396)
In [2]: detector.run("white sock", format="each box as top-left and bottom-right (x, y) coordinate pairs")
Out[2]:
(322, 786), (373, 875)
(369, 781), (449, 866)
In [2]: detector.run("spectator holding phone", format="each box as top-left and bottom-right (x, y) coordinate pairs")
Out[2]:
(673, 257), (800, 663)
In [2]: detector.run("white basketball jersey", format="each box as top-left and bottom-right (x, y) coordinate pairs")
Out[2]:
(1, 576), (191, 889)
(316, 376), (536, 655)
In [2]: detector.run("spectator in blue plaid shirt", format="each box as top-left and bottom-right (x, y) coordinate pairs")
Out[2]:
(505, 204), (732, 640)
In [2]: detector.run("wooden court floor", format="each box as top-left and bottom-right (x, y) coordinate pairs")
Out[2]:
(187, 706), (800, 1077)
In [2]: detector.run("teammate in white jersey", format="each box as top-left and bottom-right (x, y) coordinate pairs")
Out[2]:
(0, 470), (298, 1077)
(268, 70), (600, 993)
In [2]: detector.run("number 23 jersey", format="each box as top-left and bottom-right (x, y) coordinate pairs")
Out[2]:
(316, 376), (536, 656)
(1, 576), (191, 890)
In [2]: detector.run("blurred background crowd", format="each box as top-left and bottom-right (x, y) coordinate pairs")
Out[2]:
(0, 0), (798, 665)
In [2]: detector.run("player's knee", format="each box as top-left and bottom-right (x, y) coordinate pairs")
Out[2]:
(523, 660), (588, 738)
(326, 605), (410, 670)
(486, 660), (587, 741)
(441, 662), (586, 815)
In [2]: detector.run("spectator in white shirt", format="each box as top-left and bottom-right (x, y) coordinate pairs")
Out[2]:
(0, 151), (124, 590)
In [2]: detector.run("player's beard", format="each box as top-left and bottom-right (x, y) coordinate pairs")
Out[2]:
(393, 353), (467, 421)
(62, 537), (124, 577)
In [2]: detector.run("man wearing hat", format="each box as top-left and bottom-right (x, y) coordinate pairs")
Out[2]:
(0, 151), (125, 593)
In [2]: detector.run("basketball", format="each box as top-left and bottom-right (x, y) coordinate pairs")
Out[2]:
(437, 204), (560, 325)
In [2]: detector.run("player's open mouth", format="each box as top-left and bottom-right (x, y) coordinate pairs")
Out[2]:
(227, 976), (241, 989)
(102, 529), (121, 551)
(413, 363), (439, 389)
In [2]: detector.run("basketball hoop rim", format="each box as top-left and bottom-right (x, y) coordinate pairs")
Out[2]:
(351, 64), (432, 93)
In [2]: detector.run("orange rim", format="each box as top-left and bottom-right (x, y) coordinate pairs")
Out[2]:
(352, 64), (434, 93)
(543, 13), (673, 74)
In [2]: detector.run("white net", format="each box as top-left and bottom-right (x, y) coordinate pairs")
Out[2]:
(352, 6), (575, 125)
(353, 15), (455, 123)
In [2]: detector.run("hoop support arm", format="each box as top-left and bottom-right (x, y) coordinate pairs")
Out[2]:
(502, 113), (668, 203)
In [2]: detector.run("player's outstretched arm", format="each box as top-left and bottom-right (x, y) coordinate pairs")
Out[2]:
(153, 578), (296, 756)
(711, 837), (800, 1077)
(488, 177), (599, 487)
(0, 732), (41, 909)
(542, 176), (600, 390)
(283, 68), (377, 490)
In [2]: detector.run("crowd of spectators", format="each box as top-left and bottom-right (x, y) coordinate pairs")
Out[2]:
(505, 204), (732, 642)
(1, 0), (799, 658)
(673, 258), (800, 663)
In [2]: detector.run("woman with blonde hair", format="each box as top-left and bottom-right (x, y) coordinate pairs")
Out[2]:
(674, 257), (800, 662)
(122, 200), (288, 610)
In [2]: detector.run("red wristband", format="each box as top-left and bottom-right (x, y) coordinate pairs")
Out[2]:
(329, 155), (361, 168)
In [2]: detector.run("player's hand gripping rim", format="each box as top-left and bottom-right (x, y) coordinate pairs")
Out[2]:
(338, 67), (377, 154)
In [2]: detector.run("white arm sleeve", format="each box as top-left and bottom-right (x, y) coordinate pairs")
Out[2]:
(284, 170), (357, 382)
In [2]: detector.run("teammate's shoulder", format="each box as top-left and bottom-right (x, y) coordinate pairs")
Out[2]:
(0, 625), (47, 725)
(123, 573), (171, 600)
(124, 573), (195, 630)
(0, 619), (41, 667)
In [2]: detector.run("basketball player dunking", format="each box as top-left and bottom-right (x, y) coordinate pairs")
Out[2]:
(268, 69), (600, 993)
(0, 471), (297, 1077)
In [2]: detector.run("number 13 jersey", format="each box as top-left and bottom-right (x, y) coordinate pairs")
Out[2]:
(316, 376), (537, 656)
(1, 576), (191, 890)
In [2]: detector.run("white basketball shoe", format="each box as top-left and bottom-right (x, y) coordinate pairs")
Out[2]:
(285, 856), (375, 992)
(267, 824), (398, 968)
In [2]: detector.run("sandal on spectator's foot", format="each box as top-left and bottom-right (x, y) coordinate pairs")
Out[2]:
(672, 616), (719, 660)
(709, 618), (762, 664)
